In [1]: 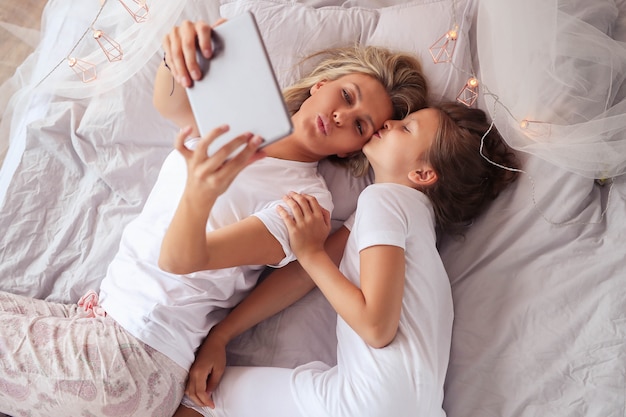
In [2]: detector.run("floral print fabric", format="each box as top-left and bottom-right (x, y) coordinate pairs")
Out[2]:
(0, 291), (186, 416)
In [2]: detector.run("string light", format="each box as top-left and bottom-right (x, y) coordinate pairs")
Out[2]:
(93, 29), (124, 62)
(68, 57), (97, 83)
(519, 119), (551, 138)
(118, 0), (149, 23)
(35, 0), (150, 86)
(479, 94), (614, 226)
(456, 77), (479, 107)
(35, 0), (612, 224)
(427, 0), (480, 108)
(429, 28), (458, 64)
(426, 0), (613, 225)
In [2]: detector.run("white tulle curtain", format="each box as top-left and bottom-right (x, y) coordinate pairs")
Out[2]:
(23, 0), (187, 98)
(0, 0), (223, 164)
(2, 0), (626, 180)
(476, 0), (626, 179)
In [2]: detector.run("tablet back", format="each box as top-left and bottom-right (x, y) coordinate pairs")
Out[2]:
(185, 12), (293, 155)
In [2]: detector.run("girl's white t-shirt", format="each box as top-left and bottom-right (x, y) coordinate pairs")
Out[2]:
(291, 183), (453, 417)
(99, 149), (332, 370)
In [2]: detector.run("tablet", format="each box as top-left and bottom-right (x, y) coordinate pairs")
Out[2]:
(185, 11), (293, 156)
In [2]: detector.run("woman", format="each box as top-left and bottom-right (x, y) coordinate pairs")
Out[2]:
(0, 22), (428, 417)
(175, 103), (519, 417)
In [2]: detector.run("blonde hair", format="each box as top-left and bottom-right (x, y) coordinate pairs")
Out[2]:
(283, 46), (428, 176)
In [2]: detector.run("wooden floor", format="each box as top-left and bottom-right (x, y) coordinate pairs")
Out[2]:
(0, 0), (47, 86)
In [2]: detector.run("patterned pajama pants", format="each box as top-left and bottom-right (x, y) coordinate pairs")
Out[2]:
(0, 291), (186, 417)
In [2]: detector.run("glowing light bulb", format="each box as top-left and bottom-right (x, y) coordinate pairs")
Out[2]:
(457, 77), (479, 107)
(519, 119), (551, 138)
(429, 28), (458, 63)
(467, 77), (479, 88)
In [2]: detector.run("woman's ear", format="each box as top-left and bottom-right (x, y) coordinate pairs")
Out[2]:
(310, 79), (328, 95)
(408, 166), (437, 187)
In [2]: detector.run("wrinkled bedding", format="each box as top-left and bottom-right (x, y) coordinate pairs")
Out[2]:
(0, 1), (624, 416)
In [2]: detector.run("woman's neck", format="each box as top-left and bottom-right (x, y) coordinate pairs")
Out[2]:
(263, 133), (319, 162)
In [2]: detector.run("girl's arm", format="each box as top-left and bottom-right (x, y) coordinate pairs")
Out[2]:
(158, 125), (277, 273)
(278, 192), (405, 348)
(185, 225), (351, 408)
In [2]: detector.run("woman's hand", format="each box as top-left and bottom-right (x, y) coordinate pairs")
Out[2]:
(277, 192), (331, 261)
(162, 18), (226, 87)
(159, 125), (265, 273)
(185, 330), (229, 409)
(176, 125), (265, 208)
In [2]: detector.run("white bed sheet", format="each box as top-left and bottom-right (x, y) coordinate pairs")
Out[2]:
(440, 153), (626, 416)
(0, 0), (624, 416)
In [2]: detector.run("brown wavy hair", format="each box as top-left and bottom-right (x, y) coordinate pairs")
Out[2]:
(420, 102), (520, 234)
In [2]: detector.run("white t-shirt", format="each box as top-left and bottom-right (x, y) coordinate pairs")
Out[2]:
(99, 149), (332, 370)
(291, 183), (453, 417)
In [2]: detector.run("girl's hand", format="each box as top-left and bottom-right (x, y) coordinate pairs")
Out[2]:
(185, 331), (229, 409)
(162, 18), (226, 87)
(176, 125), (265, 207)
(277, 192), (331, 260)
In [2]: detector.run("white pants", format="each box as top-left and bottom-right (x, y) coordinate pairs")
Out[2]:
(182, 366), (304, 417)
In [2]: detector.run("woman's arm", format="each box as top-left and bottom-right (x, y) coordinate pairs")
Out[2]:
(185, 263), (315, 408)
(278, 192), (405, 348)
(185, 225), (351, 408)
(208, 224), (349, 341)
(153, 60), (197, 133)
(158, 125), (276, 273)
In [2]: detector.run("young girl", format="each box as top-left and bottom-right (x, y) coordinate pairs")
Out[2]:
(175, 102), (519, 417)
(0, 25), (428, 417)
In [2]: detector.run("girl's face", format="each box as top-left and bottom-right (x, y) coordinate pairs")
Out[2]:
(364, 108), (440, 186)
(291, 73), (393, 159)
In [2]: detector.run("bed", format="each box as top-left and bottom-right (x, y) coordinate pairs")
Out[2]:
(0, 0), (625, 416)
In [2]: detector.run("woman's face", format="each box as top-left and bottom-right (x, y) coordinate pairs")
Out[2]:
(364, 108), (440, 184)
(292, 73), (393, 159)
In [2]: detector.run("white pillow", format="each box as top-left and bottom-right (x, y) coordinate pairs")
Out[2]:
(220, 0), (475, 103)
